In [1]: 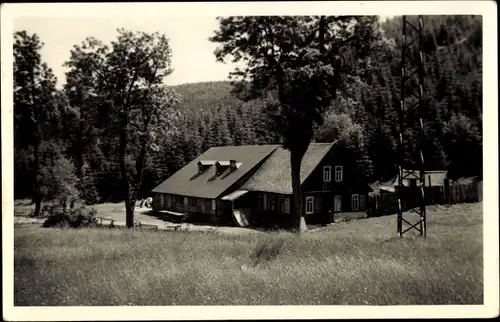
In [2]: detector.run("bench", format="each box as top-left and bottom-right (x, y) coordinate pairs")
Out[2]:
(164, 223), (185, 231)
(135, 220), (159, 231)
(97, 216), (116, 228)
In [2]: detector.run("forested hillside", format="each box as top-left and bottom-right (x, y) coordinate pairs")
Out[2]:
(13, 15), (483, 204)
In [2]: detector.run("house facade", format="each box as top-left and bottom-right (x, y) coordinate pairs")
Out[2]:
(151, 142), (372, 228)
(240, 143), (372, 227)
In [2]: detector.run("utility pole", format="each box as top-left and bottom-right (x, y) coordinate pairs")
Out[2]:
(397, 15), (427, 238)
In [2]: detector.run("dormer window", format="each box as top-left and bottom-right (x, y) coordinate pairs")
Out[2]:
(198, 160), (216, 174)
(215, 161), (231, 176)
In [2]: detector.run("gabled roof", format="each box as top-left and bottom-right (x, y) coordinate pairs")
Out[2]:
(241, 143), (336, 194)
(216, 161), (231, 166)
(151, 145), (279, 199)
(199, 160), (216, 166)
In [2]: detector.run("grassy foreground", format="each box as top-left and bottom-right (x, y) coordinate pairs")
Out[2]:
(14, 202), (483, 306)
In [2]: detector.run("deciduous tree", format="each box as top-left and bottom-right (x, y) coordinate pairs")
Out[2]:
(14, 31), (59, 216)
(65, 29), (180, 227)
(211, 16), (380, 232)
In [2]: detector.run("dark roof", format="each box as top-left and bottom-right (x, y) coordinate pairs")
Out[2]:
(151, 145), (279, 199)
(241, 143), (335, 194)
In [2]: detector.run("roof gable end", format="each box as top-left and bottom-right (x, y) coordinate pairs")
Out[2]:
(241, 142), (336, 194)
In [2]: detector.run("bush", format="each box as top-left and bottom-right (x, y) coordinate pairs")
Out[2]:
(39, 156), (80, 209)
(42, 206), (98, 228)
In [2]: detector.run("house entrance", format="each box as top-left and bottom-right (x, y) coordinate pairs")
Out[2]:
(334, 195), (342, 212)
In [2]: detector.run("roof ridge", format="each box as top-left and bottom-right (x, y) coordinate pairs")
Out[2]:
(402, 169), (447, 173)
(208, 144), (281, 148)
(205, 143), (337, 149)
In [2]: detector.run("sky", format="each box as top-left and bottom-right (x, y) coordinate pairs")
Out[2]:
(14, 16), (244, 87)
(7, 0), (490, 90)
(14, 15), (397, 89)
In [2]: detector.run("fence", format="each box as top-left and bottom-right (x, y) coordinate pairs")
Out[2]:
(447, 181), (483, 204)
(368, 181), (482, 217)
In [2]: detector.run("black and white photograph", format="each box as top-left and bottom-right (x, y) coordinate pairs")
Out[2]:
(2, 1), (498, 320)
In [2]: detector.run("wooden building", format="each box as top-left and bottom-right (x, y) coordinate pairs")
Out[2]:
(368, 170), (451, 216)
(151, 142), (372, 228)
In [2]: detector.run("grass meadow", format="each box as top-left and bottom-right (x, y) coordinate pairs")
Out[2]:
(14, 202), (483, 306)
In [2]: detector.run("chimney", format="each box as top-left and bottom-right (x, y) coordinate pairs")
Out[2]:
(230, 160), (237, 171)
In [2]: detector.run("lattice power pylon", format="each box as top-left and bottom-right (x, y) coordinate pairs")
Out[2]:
(396, 15), (427, 237)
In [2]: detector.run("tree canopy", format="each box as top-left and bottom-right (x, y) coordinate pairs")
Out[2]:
(13, 16), (483, 225)
(210, 16), (382, 231)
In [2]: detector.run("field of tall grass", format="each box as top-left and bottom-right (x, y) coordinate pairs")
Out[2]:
(14, 202), (483, 306)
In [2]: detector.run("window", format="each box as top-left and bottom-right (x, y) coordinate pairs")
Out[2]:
(334, 195), (342, 212)
(305, 196), (314, 214)
(258, 194), (267, 210)
(284, 197), (291, 214)
(212, 200), (216, 211)
(314, 196), (322, 213)
(335, 166), (343, 182)
(279, 196), (285, 213)
(166, 195), (172, 207)
(160, 194), (164, 208)
(323, 166), (331, 182)
(359, 195), (366, 210)
(351, 194), (359, 211)
(184, 196), (188, 207)
(189, 197), (197, 208)
(270, 198), (276, 212)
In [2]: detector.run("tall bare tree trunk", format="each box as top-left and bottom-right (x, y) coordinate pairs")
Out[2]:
(125, 198), (135, 228)
(119, 122), (135, 228)
(290, 148), (307, 233)
(32, 137), (42, 217)
(31, 69), (42, 218)
(75, 118), (85, 180)
(134, 132), (149, 202)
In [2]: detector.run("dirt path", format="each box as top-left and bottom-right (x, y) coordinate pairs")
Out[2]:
(14, 202), (265, 235)
(14, 217), (45, 225)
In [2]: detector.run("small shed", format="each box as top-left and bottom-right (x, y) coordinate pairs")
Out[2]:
(395, 170), (448, 188)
